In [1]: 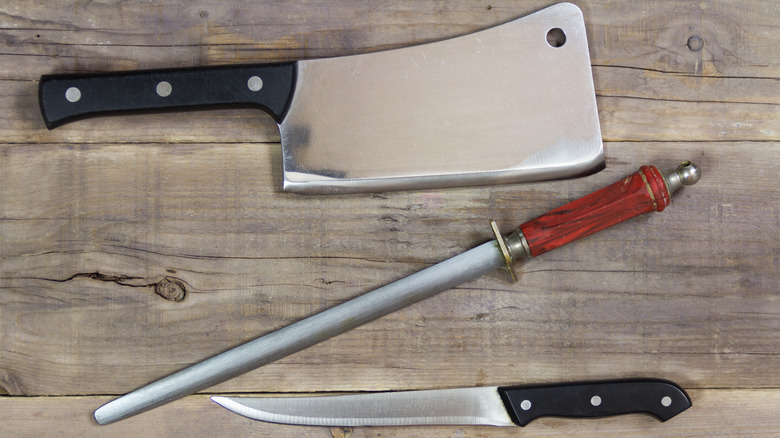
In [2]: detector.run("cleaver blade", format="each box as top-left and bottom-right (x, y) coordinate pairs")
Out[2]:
(39, 2), (603, 194)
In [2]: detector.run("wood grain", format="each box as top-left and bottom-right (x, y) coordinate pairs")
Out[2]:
(1, 390), (779, 437)
(1, 1), (778, 436)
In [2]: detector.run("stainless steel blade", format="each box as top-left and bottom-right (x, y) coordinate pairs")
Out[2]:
(280, 2), (603, 193)
(212, 387), (515, 427)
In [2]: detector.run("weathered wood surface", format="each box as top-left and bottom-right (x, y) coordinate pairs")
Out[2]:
(3, 390), (780, 438)
(1, 1), (778, 436)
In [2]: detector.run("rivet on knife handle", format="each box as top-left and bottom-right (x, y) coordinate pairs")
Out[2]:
(93, 162), (700, 425)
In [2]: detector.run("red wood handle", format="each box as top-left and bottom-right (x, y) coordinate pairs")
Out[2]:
(520, 166), (671, 257)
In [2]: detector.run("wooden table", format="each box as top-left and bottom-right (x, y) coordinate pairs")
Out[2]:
(1, 1), (778, 436)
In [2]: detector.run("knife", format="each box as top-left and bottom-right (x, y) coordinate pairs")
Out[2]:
(38, 2), (604, 194)
(211, 379), (692, 427)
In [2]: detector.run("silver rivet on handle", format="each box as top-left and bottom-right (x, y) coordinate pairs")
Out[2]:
(65, 87), (81, 103)
(247, 76), (263, 92)
(156, 81), (172, 97)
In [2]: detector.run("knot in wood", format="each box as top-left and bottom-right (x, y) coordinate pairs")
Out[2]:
(155, 277), (187, 302)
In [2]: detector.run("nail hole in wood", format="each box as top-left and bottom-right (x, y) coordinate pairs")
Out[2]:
(687, 35), (704, 51)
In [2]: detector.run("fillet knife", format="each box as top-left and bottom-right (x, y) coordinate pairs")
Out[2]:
(211, 379), (692, 427)
(93, 161), (700, 425)
(39, 2), (604, 194)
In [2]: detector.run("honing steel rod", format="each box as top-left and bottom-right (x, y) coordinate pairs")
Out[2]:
(94, 161), (700, 425)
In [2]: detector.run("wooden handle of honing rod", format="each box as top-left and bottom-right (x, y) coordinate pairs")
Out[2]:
(519, 162), (700, 258)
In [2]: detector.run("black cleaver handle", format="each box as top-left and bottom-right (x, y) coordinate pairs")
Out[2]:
(38, 63), (296, 129)
(498, 379), (692, 426)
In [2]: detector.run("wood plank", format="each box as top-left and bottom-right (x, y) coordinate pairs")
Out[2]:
(2, 141), (777, 396)
(1, 389), (779, 437)
(0, 0), (777, 144)
(1, 0), (778, 436)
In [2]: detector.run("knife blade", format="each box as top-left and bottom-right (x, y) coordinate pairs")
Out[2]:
(211, 379), (692, 427)
(38, 2), (604, 194)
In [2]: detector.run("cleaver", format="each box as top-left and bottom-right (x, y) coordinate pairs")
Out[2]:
(39, 2), (603, 194)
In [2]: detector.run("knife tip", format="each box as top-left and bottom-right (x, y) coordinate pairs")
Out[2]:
(211, 396), (257, 418)
(211, 396), (228, 405)
(211, 396), (241, 411)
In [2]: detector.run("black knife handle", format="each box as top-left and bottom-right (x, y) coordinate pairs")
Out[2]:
(498, 379), (691, 426)
(39, 62), (296, 129)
